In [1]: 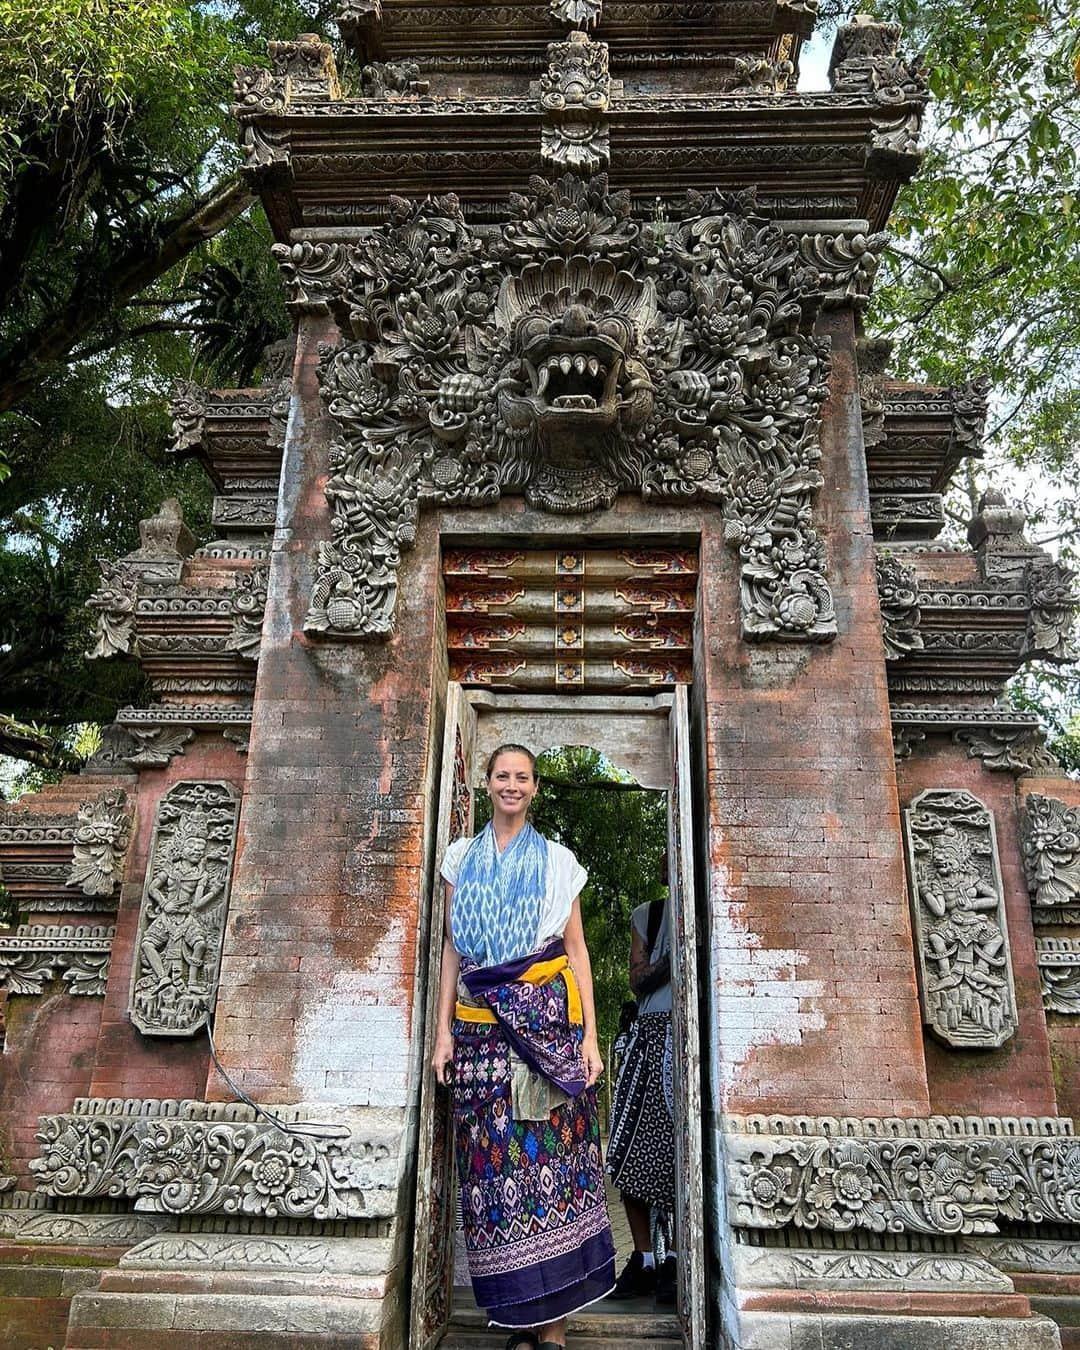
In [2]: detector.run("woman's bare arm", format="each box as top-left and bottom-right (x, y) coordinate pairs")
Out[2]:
(562, 895), (603, 1087)
(431, 882), (460, 1085)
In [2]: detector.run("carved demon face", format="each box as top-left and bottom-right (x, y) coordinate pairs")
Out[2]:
(496, 259), (656, 455)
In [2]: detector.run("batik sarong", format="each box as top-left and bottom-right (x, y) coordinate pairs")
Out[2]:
(605, 1011), (675, 1208)
(453, 938), (616, 1328)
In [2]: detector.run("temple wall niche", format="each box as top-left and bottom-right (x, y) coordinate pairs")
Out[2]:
(208, 312), (444, 1113)
(697, 307), (929, 1120)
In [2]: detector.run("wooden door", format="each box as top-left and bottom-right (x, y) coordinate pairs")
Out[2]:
(410, 682), (477, 1350)
(668, 684), (706, 1348)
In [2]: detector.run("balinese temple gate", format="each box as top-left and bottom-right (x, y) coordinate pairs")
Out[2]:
(3, 2), (1080, 1347)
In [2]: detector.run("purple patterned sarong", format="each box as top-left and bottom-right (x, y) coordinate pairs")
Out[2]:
(453, 940), (616, 1327)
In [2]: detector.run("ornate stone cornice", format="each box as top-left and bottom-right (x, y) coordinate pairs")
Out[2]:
(31, 1098), (402, 1222)
(724, 1113), (1080, 1238)
(890, 707), (1058, 775)
(0, 925), (113, 996)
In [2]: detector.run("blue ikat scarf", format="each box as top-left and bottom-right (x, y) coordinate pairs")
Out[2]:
(451, 822), (548, 968)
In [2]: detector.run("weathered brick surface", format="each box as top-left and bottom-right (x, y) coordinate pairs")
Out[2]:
(897, 747), (1057, 1117)
(208, 315), (441, 1106)
(696, 310), (929, 1118)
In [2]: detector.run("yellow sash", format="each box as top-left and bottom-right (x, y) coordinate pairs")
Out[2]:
(455, 954), (583, 1028)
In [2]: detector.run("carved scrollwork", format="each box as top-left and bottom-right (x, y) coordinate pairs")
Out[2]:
(902, 789), (1017, 1049)
(66, 790), (131, 897)
(31, 1099), (400, 1221)
(225, 566), (269, 661)
(1025, 560), (1079, 663)
(302, 176), (835, 643)
(85, 561), (138, 659)
(0, 925), (113, 996)
(1036, 939), (1080, 1014)
(725, 1114), (1080, 1236)
(1022, 794), (1080, 912)
(876, 552), (923, 659)
(128, 782), (240, 1037)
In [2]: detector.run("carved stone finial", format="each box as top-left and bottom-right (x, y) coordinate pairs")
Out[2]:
(903, 788), (1018, 1049)
(268, 34), (340, 102)
(133, 499), (196, 562)
(336, 0), (382, 60)
(829, 14), (928, 102)
(66, 791), (131, 898)
(967, 488), (1038, 579)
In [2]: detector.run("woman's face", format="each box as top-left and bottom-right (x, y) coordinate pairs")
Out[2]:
(486, 751), (538, 820)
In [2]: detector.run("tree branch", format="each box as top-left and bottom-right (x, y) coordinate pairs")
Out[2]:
(0, 175), (255, 413)
(0, 715), (82, 773)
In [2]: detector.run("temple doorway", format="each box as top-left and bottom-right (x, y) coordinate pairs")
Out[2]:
(411, 687), (706, 1349)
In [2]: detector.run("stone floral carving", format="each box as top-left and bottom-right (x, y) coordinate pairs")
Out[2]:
(1035, 939), (1080, 1015)
(550, 0), (602, 27)
(66, 790), (131, 896)
(32, 1099), (400, 1222)
(123, 725), (195, 769)
(876, 552), (923, 659)
(1022, 794), (1080, 913)
(291, 177), (834, 642)
(1026, 560), (1078, 663)
(903, 789), (1017, 1049)
(129, 782), (240, 1037)
(725, 1114), (1080, 1236)
(360, 60), (428, 97)
(225, 566), (269, 660)
(0, 925), (114, 996)
(731, 56), (794, 94)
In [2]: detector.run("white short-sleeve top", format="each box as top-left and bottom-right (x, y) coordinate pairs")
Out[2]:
(441, 834), (588, 954)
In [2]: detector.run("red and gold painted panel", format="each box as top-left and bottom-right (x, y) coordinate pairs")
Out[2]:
(443, 546), (698, 689)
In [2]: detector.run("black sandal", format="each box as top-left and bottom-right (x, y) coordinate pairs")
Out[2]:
(504, 1335), (539, 1350)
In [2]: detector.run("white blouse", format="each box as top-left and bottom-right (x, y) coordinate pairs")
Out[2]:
(440, 834), (588, 953)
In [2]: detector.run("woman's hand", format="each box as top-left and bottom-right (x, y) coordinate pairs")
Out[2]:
(432, 1028), (454, 1085)
(582, 1035), (603, 1088)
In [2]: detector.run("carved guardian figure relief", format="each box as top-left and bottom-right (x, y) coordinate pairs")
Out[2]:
(283, 176), (836, 643)
(902, 789), (1017, 1049)
(128, 782), (240, 1037)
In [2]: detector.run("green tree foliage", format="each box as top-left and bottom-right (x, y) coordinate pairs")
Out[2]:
(0, 1), (336, 763)
(478, 747), (669, 1047)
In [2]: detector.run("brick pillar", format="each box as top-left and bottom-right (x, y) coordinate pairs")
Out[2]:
(209, 314), (443, 1109)
(697, 309), (930, 1119)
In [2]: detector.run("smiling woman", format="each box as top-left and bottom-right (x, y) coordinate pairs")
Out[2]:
(431, 743), (616, 1349)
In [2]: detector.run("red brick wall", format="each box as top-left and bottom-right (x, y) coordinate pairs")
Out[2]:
(895, 751), (1057, 1116)
(1020, 776), (1080, 1121)
(208, 314), (442, 1106)
(696, 309), (930, 1118)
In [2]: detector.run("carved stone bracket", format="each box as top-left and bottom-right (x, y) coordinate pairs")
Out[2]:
(536, 33), (616, 174)
(296, 177), (835, 644)
(66, 789), (131, 897)
(1035, 939), (1080, 1014)
(0, 925), (114, 996)
(890, 707), (1059, 776)
(31, 1098), (401, 1221)
(1022, 794), (1080, 923)
(876, 552), (922, 659)
(128, 782), (240, 1037)
(725, 1113), (1080, 1237)
(122, 726), (195, 769)
(549, 0), (602, 29)
(225, 566), (269, 660)
(902, 788), (1017, 1049)
(1025, 559), (1079, 663)
(798, 230), (887, 309)
(233, 35), (340, 184)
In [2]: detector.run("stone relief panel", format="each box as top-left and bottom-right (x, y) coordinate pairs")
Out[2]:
(128, 782), (240, 1037)
(277, 177), (841, 644)
(902, 789), (1017, 1049)
(1022, 793), (1080, 921)
(725, 1114), (1080, 1238)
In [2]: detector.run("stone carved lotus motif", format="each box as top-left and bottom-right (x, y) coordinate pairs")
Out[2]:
(296, 176), (836, 641)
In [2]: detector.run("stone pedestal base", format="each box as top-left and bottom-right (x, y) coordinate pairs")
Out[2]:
(722, 1244), (1063, 1349)
(63, 1236), (406, 1350)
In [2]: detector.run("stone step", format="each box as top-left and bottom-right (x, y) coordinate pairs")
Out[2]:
(441, 1336), (683, 1349)
(445, 1298), (682, 1347)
